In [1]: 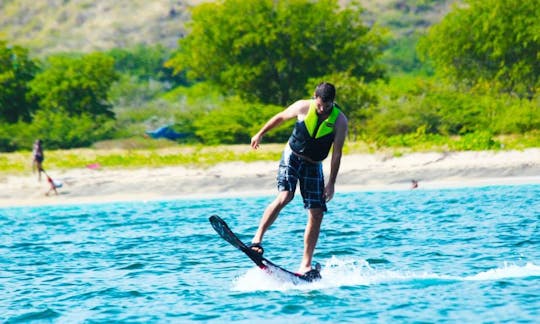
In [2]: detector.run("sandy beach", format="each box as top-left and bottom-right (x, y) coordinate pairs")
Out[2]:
(1, 148), (539, 208)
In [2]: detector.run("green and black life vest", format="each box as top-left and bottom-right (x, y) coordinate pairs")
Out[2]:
(288, 100), (341, 162)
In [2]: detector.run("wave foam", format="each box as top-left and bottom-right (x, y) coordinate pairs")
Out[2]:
(464, 262), (540, 281)
(231, 257), (540, 291)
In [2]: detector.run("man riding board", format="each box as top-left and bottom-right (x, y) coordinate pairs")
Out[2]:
(250, 82), (348, 275)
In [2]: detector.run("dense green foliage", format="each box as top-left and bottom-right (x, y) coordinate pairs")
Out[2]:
(0, 40), (39, 123)
(381, 34), (433, 75)
(365, 75), (539, 140)
(194, 97), (292, 144)
(419, 0), (540, 98)
(107, 46), (184, 120)
(29, 53), (118, 118)
(0, 49), (119, 151)
(1, 0), (539, 156)
(167, 0), (386, 106)
(20, 110), (115, 149)
(107, 45), (186, 86)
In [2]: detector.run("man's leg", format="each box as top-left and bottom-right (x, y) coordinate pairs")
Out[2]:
(252, 145), (299, 251)
(298, 208), (324, 274)
(251, 190), (294, 249)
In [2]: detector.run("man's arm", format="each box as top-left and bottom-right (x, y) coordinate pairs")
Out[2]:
(324, 113), (348, 202)
(251, 100), (309, 150)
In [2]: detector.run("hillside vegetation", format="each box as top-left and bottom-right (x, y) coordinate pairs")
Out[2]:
(0, 0), (456, 56)
(0, 0), (202, 56)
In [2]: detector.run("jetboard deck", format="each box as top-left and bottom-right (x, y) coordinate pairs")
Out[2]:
(209, 215), (321, 284)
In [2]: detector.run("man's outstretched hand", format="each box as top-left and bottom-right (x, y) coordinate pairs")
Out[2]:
(250, 134), (262, 150)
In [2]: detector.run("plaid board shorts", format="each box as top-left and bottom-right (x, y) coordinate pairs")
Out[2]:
(277, 145), (327, 212)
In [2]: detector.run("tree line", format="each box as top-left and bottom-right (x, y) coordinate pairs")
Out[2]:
(0, 0), (538, 152)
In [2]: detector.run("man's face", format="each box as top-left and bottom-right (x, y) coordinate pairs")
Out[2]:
(315, 96), (333, 115)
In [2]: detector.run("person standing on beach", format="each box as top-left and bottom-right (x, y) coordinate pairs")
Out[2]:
(32, 139), (44, 181)
(249, 82), (348, 276)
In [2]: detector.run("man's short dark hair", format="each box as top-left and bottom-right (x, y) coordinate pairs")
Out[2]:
(315, 82), (336, 103)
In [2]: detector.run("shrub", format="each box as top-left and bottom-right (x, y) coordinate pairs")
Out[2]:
(194, 98), (291, 145)
(450, 131), (500, 151)
(28, 110), (115, 149)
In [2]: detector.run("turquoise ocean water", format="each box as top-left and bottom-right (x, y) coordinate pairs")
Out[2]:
(1, 184), (539, 323)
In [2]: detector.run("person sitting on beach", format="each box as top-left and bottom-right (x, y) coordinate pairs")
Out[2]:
(32, 139), (44, 182)
(45, 175), (60, 196)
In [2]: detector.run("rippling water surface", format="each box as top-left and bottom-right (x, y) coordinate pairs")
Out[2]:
(1, 184), (539, 323)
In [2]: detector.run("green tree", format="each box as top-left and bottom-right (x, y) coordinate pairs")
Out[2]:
(167, 0), (386, 106)
(107, 44), (186, 86)
(28, 52), (118, 118)
(0, 122), (20, 151)
(0, 40), (39, 123)
(419, 0), (540, 98)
